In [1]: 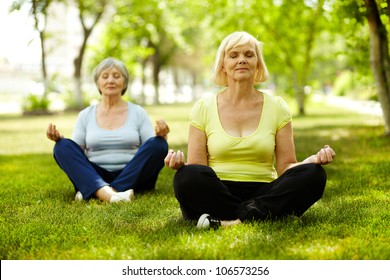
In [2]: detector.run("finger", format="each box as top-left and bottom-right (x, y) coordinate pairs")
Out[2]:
(169, 152), (178, 167)
(321, 150), (330, 163)
(175, 150), (182, 164)
(321, 148), (330, 163)
(46, 126), (51, 138)
(326, 148), (333, 162)
(324, 145), (336, 157)
(328, 147), (336, 157)
(155, 120), (163, 130)
(326, 148), (335, 162)
(323, 146), (334, 161)
(47, 125), (55, 139)
(164, 122), (170, 133)
(174, 151), (183, 166)
(155, 124), (161, 134)
(157, 120), (169, 133)
(52, 125), (58, 137)
(47, 123), (53, 133)
(173, 151), (184, 168)
(173, 151), (184, 169)
(315, 152), (321, 164)
(164, 154), (172, 166)
(164, 150), (174, 165)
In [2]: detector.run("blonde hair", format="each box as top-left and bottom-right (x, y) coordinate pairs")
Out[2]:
(211, 31), (269, 86)
(93, 57), (129, 95)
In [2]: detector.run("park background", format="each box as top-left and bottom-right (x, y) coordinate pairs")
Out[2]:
(0, 0), (389, 262)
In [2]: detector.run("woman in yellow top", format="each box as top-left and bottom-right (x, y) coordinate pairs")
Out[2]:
(165, 31), (336, 229)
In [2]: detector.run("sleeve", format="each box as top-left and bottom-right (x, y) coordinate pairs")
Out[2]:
(189, 99), (207, 131)
(276, 96), (292, 130)
(71, 108), (88, 146)
(137, 106), (155, 143)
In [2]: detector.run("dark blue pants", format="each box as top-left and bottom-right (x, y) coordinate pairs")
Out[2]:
(173, 163), (327, 221)
(53, 137), (168, 199)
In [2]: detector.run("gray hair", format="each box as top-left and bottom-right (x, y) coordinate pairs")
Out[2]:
(211, 31), (269, 86)
(93, 57), (129, 95)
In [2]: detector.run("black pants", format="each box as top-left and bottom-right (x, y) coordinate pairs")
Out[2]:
(173, 163), (327, 221)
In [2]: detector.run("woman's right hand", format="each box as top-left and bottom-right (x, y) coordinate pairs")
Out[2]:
(46, 123), (63, 142)
(164, 149), (185, 170)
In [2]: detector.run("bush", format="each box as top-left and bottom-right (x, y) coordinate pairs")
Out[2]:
(22, 94), (50, 115)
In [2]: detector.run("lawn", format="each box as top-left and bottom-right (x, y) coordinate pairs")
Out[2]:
(0, 100), (389, 260)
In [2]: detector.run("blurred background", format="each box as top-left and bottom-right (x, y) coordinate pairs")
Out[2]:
(0, 0), (388, 132)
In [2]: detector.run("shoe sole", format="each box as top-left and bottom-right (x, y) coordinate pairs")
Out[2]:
(197, 213), (210, 228)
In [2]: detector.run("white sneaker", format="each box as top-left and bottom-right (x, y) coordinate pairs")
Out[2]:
(197, 213), (221, 229)
(74, 191), (83, 202)
(110, 189), (135, 203)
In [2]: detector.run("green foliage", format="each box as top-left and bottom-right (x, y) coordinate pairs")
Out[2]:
(0, 102), (389, 260)
(8, 0), (388, 112)
(59, 84), (98, 111)
(22, 94), (50, 114)
(330, 0), (388, 77)
(332, 70), (377, 101)
(333, 70), (354, 96)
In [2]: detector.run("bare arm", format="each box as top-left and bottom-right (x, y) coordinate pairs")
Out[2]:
(275, 122), (336, 176)
(275, 122), (298, 175)
(187, 125), (208, 165)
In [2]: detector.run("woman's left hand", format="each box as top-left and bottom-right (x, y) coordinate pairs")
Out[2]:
(155, 119), (170, 139)
(307, 145), (336, 165)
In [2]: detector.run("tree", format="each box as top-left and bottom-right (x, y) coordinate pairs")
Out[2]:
(10, 0), (52, 99)
(205, 0), (328, 115)
(126, 0), (186, 105)
(90, 0), (204, 105)
(333, 0), (390, 135)
(72, 0), (107, 109)
(364, 0), (390, 135)
(258, 0), (327, 115)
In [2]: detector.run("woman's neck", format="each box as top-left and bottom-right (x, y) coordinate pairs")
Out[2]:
(224, 82), (258, 105)
(100, 96), (125, 110)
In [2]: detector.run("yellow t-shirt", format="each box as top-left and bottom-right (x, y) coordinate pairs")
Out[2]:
(190, 91), (292, 182)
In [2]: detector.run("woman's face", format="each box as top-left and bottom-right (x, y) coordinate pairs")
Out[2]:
(222, 42), (258, 84)
(97, 67), (125, 96)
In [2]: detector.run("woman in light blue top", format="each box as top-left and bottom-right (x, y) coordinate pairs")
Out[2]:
(46, 57), (169, 203)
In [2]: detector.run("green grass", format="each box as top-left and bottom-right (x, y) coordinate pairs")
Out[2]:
(0, 101), (389, 260)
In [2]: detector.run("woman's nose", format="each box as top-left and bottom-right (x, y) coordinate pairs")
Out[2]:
(238, 55), (247, 64)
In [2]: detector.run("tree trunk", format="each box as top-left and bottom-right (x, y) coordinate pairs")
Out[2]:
(296, 87), (306, 115)
(191, 70), (198, 101)
(73, 76), (83, 108)
(32, 0), (49, 99)
(73, 31), (90, 109)
(365, 0), (390, 135)
(39, 30), (49, 98)
(297, 0), (323, 116)
(140, 58), (147, 105)
(73, 0), (106, 109)
(291, 71), (306, 115)
(152, 49), (161, 105)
